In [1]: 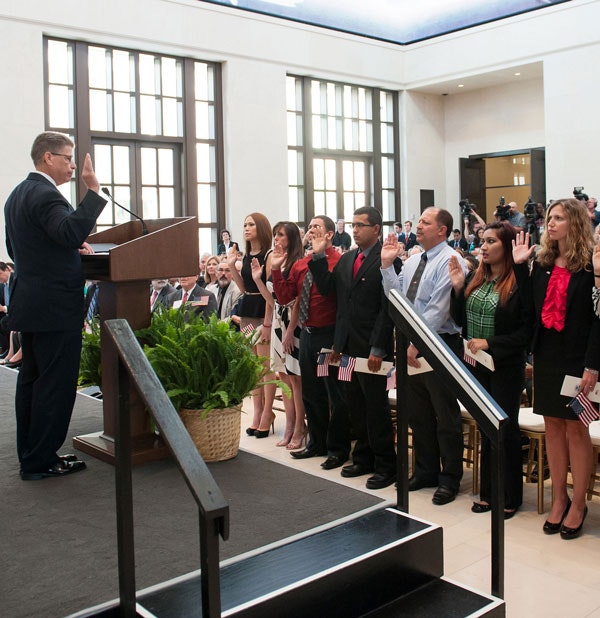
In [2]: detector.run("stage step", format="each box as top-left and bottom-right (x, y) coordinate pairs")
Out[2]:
(131, 507), (504, 618)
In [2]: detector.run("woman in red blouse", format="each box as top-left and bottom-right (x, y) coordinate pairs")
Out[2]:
(514, 199), (600, 539)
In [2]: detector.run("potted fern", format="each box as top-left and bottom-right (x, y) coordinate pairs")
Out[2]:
(136, 308), (275, 462)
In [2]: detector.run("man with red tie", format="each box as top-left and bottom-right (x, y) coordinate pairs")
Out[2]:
(309, 207), (396, 490)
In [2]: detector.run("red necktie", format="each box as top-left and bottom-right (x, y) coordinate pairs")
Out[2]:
(150, 290), (158, 307)
(182, 290), (189, 303)
(352, 252), (364, 278)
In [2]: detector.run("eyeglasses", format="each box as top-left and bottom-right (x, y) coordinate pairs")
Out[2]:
(351, 222), (374, 229)
(50, 152), (73, 163)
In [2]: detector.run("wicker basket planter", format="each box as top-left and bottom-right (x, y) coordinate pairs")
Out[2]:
(179, 406), (242, 462)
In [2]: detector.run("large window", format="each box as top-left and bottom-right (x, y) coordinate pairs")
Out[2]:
(286, 75), (400, 233)
(44, 38), (223, 250)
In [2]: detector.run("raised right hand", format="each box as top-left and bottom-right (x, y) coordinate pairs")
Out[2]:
(81, 153), (100, 193)
(448, 254), (465, 292)
(512, 231), (536, 264)
(271, 243), (287, 270)
(381, 233), (399, 269)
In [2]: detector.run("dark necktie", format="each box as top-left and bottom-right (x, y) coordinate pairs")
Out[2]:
(298, 270), (313, 325)
(406, 253), (428, 303)
(217, 285), (227, 318)
(352, 251), (364, 278)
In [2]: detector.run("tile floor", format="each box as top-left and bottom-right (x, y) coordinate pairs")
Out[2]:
(240, 406), (600, 618)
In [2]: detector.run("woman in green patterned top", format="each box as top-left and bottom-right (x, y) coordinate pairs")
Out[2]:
(449, 221), (532, 519)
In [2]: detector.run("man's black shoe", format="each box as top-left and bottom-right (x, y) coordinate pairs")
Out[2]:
(290, 448), (321, 460)
(20, 459), (87, 481)
(321, 455), (346, 470)
(341, 464), (374, 478)
(59, 453), (79, 462)
(408, 476), (438, 492)
(432, 485), (458, 505)
(366, 473), (396, 490)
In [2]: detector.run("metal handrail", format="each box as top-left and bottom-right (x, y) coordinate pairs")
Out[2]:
(388, 289), (507, 599)
(104, 318), (228, 617)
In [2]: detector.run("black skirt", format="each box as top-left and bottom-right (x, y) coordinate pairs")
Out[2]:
(532, 327), (590, 420)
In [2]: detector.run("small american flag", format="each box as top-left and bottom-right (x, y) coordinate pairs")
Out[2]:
(338, 354), (356, 382)
(567, 391), (599, 427)
(316, 351), (331, 377)
(463, 350), (477, 367)
(386, 367), (396, 391)
(241, 323), (256, 337)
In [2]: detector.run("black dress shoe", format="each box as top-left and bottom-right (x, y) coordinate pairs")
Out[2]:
(59, 453), (79, 462)
(408, 476), (438, 492)
(432, 485), (458, 505)
(20, 459), (87, 481)
(341, 464), (374, 478)
(366, 473), (396, 490)
(543, 498), (571, 535)
(290, 447), (321, 460)
(321, 455), (346, 470)
(560, 506), (587, 540)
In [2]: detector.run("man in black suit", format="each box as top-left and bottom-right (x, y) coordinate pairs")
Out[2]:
(399, 220), (417, 251)
(166, 275), (217, 321)
(150, 278), (176, 312)
(448, 229), (468, 252)
(0, 262), (12, 352)
(4, 132), (106, 480)
(309, 207), (396, 490)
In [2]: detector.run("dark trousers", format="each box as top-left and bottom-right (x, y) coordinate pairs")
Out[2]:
(470, 362), (524, 510)
(347, 370), (396, 476)
(299, 327), (350, 458)
(17, 330), (82, 473)
(407, 337), (464, 491)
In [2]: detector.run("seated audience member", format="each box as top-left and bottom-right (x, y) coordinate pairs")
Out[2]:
(332, 219), (352, 252)
(449, 229), (468, 251)
(399, 220), (417, 251)
(150, 279), (176, 312)
(203, 255), (221, 296)
(0, 261), (12, 352)
(586, 196), (600, 228)
(216, 229), (239, 256)
(166, 275), (217, 321)
(214, 262), (242, 320)
(84, 280), (100, 325)
(197, 252), (211, 287)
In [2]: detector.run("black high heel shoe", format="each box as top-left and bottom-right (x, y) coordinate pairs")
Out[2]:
(246, 427), (258, 436)
(560, 506), (588, 540)
(543, 498), (571, 535)
(254, 422), (275, 439)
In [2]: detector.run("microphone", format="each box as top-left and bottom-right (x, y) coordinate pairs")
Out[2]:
(101, 187), (149, 236)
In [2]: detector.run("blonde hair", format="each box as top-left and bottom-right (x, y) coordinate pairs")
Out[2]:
(537, 198), (594, 273)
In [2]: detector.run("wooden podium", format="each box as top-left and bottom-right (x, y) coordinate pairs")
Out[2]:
(74, 217), (199, 465)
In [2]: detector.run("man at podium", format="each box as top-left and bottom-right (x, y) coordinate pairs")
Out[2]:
(4, 132), (107, 481)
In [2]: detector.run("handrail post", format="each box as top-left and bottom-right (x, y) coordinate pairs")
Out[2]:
(395, 329), (409, 513)
(490, 426), (505, 599)
(200, 516), (223, 617)
(113, 353), (137, 616)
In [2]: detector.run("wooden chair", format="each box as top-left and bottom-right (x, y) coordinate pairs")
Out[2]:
(586, 421), (600, 500)
(460, 407), (480, 494)
(518, 407), (547, 514)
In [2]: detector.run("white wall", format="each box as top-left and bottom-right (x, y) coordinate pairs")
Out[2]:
(2, 0), (600, 255)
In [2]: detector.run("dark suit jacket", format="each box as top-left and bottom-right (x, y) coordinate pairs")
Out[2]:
(309, 243), (394, 360)
(216, 241), (239, 256)
(151, 283), (176, 312)
(399, 231), (417, 251)
(4, 173), (106, 332)
(448, 237), (468, 252)
(166, 284), (217, 321)
(520, 261), (600, 372)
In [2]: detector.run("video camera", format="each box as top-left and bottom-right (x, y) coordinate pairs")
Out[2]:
(459, 198), (476, 219)
(495, 196), (510, 221)
(573, 186), (589, 202)
(524, 196), (537, 220)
